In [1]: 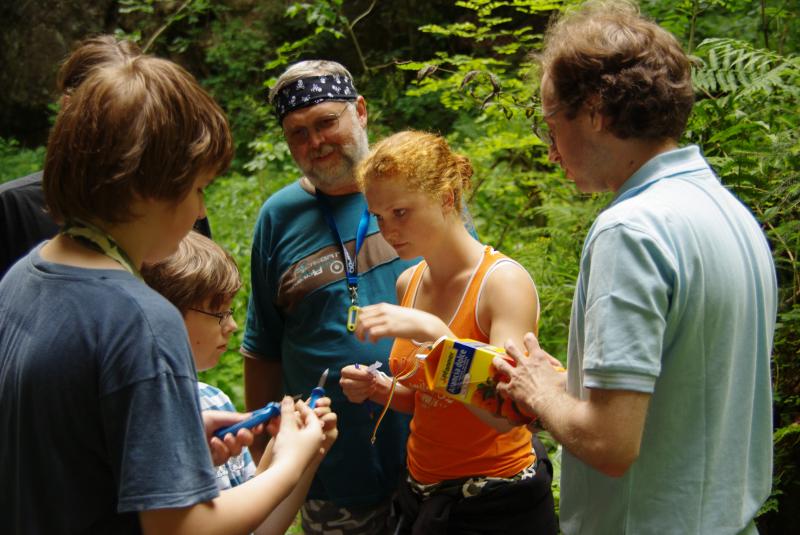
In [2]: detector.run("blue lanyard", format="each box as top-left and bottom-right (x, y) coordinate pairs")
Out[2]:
(316, 193), (371, 330)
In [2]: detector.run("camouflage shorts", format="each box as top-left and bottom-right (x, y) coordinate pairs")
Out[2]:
(407, 454), (539, 499)
(300, 498), (394, 535)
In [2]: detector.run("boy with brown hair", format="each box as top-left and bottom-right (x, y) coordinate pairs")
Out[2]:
(0, 53), (332, 535)
(0, 34), (211, 279)
(0, 35), (141, 279)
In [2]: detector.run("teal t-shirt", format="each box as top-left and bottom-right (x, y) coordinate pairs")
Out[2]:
(243, 180), (414, 507)
(561, 146), (777, 534)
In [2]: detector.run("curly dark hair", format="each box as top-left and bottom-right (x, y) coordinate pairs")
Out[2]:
(538, 0), (694, 140)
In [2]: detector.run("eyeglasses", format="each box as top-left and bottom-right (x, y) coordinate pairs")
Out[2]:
(284, 104), (350, 145)
(190, 307), (234, 325)
(530, 103), (564, 147)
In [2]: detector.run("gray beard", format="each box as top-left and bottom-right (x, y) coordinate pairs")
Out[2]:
(304, 127), (369, 193)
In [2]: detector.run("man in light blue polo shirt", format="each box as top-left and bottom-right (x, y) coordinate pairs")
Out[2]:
(493, 2), (777, 534)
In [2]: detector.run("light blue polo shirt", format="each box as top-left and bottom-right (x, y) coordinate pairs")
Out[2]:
(560, 145), (777, 534)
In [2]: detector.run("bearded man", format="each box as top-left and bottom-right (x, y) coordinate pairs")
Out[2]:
(241, 60), (414, 535)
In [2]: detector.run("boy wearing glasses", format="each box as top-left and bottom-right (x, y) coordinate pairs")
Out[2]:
(142, 230), (255, 489)
(143, 231), (340, 525)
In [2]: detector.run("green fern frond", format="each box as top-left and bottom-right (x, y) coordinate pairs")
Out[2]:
(693, 38), (800, 98)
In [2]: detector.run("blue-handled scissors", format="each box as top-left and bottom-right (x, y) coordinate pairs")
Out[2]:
(308, 367), (329, 409)
(213, 368), (329, 439)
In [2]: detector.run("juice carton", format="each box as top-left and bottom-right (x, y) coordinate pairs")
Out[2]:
(400, 336), (535, 425)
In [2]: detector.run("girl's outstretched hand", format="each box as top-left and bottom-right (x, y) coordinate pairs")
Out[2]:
(354, 302), (449, 343)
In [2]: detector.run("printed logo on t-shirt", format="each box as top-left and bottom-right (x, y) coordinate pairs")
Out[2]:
(276, 233), (397, 312)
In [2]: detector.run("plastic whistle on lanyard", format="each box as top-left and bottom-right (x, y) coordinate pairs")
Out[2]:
(347, 287), (360, 332)
(346, 305), (360, 332)
(213, 368), (329, 439)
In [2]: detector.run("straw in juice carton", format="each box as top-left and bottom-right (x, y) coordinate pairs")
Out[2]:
(388, 342), (435, 393)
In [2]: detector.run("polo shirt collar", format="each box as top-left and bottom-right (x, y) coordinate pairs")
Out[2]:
(611, 145), (709, 207)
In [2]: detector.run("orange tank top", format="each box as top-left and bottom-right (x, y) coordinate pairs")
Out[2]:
(389, 246), (535, 484)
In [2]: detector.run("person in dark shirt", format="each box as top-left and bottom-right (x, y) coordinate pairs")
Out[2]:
(0, 171), (56, 278)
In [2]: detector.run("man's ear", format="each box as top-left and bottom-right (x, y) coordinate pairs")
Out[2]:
(355, 95), (368, 128)
(591, 109), (612, 133)
(585, 95), (606, 132)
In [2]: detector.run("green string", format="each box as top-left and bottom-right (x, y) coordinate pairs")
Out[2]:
(61, 219), (142, 280)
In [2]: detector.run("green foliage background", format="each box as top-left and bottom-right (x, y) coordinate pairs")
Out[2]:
(2, 0), (797, 531)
